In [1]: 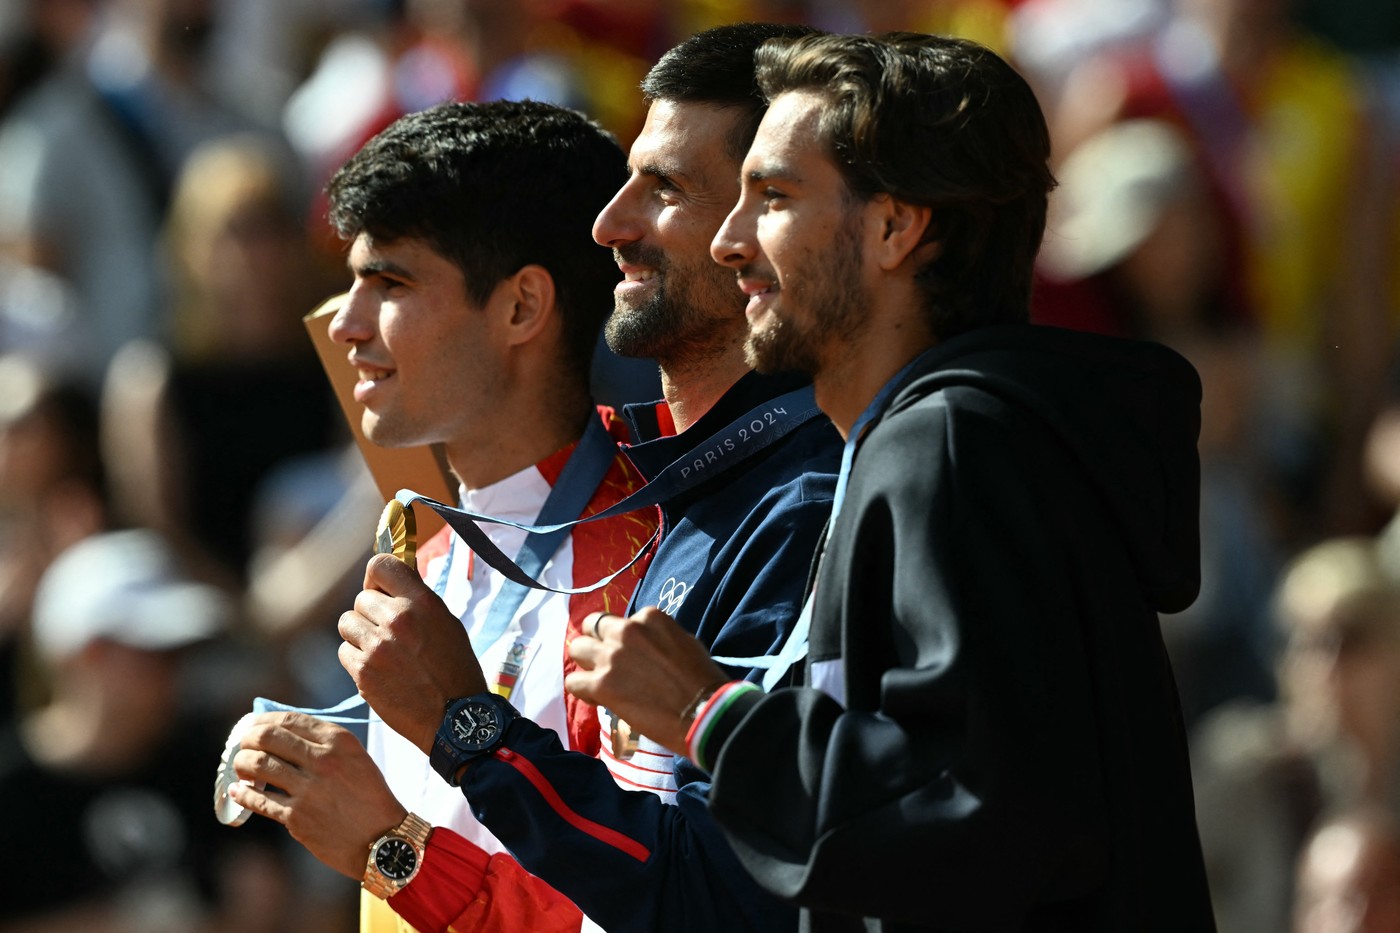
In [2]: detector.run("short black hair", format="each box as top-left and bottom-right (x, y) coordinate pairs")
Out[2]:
(641, 22), (819, 159)
(756, 33), (1056, 339)
(326, 100), (626, 375)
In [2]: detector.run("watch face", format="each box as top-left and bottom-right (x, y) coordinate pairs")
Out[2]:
(374, 837), (418, 881)
(449, 700), (502, 750)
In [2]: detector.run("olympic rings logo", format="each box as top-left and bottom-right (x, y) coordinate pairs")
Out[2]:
(657, 577), (690, 615)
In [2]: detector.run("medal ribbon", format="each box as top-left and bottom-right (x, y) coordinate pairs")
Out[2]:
(228, 392), (823, 748)
(398, 387), (822, 596)
(712, 354), (933, 688)
(233, 416), (622, 746)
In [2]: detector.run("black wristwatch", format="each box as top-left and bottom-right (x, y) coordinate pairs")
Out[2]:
(429, 692), (519, 785)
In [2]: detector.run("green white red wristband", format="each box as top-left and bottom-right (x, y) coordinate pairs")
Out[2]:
(686, 680), (760, 771)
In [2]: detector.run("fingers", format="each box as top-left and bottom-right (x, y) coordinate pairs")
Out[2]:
(338, 607), (371, 649)
(364, 551), (427, 595)
(337, 637), (365, 683)
(232, 713), (327, 787)
(563, 667), (602, 705)
(338, 591), (399, 649)
(228, 781), (292, 826)
(233, 744), (303, 792)
(569, 615), (610, 670)
(584, 611), (603, 640)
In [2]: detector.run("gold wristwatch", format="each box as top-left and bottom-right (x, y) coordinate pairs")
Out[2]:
(363, 812), (433, 900)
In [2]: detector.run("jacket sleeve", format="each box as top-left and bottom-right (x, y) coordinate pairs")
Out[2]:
(453, 481), (837, 933)
(389, 829), (584, 933)
(460, 721), (796, 933)
(386, 823), (582, 930)
(704, 395), (1118, 929)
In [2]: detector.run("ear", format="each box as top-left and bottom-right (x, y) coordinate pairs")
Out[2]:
(870, 195), (937, 272)
(494, 264), (557, 348)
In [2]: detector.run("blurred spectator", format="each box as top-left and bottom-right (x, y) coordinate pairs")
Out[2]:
(1032, 0), (1381, 545)
(207, 0), (389, 128)
(0, 527), (294, 931)
(283, 0), (653, 196)
(1295, 806), (1400, 933)
(0, 256), (93, 376)
(100, 134), (343, 588)
(1293, 0), (1400, 58)
(1192, 536), (1400, 933)
(0, 355), (107, 725)
(1008, 0), (1170, 145)
(0, 0), (161, 374)
(809, 0), (1011, 50)
(0, 0), (278, 374)
(1038, 117), (1277, 723)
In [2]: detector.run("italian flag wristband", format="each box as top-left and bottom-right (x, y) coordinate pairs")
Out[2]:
(686, 680), (760, 771)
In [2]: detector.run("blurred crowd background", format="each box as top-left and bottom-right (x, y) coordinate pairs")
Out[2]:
(0, 0), (1397, 930)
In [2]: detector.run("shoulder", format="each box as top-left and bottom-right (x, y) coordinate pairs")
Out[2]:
(747, 415), (843, 504)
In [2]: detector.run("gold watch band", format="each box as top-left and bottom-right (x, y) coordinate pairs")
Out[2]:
(363, 812), (434, 900)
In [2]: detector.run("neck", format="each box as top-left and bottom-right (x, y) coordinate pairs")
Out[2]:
(444, 388), (593, 491)
(814, 298), (935, 440)
(657, 339), (751, 434)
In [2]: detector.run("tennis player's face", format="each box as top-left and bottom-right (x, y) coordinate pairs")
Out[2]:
(331, 234), (502, 452)
(592, 100), (749, 364)
(712, 90), (870, 377)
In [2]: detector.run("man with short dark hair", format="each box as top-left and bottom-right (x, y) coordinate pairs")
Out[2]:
(569, 32), (1218, 931)
(235, 24), (842, 933)
(228, 98), (660, 931)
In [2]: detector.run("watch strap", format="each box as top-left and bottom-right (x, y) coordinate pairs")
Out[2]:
(363, 812), (433, 900)
(429, 693), (518, 786)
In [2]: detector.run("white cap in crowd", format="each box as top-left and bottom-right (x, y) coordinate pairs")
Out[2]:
(32, 528), (230, 662)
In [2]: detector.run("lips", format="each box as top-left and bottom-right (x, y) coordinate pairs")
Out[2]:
(615, 264), (659, 296)
(349, 355), (395, 403)
(735, 269), (778, 319)
(613, 246), (665, 295)
(618, 265), (657, 284)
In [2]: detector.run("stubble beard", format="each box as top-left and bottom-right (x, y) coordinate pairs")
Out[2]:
(604, 245), (737, 365)
(744, 215), (867, 378)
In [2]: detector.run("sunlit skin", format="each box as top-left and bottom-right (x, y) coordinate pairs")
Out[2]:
(592, 100), (753, 432)
(329, 233), (586, 488)
(709, 89), (939, 439)
(232, 100), (770, 884)
(231, 233), (589, 879)
(567, 89), (941, 747)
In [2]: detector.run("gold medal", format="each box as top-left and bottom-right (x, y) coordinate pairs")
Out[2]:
(375, 499), (417, 566)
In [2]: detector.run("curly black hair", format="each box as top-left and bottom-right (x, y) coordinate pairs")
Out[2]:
(327, 100), (626, 375)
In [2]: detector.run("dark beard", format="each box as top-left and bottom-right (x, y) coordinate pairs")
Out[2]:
(603, 244), (730, 363)
(743, 211), (866, 376)
(604, 285), (679, 359)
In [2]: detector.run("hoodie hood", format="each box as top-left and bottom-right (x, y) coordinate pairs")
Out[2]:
(889, 323), (1201, 614)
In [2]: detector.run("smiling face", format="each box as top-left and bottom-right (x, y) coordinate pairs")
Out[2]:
(591, 100), (750, 365)
(711, 89), (870, 377)
(329, 233), (503, 455)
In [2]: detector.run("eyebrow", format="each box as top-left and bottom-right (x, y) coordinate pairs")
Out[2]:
(745, 164), (801, 186)
(349, 257), (415, 282)
(635, 160), (691, 186)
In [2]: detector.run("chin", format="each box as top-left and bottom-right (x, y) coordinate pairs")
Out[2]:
(361, 415), (415, 450)
(744, 327), (819, 378)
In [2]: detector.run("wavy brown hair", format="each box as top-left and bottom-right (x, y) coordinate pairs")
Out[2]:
(755, 33), (1056, 340)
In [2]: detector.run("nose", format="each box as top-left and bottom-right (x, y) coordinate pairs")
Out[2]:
(711, 200), (756, 269)
(593, 176), (643, 248)
(328, 282), (373, 346)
